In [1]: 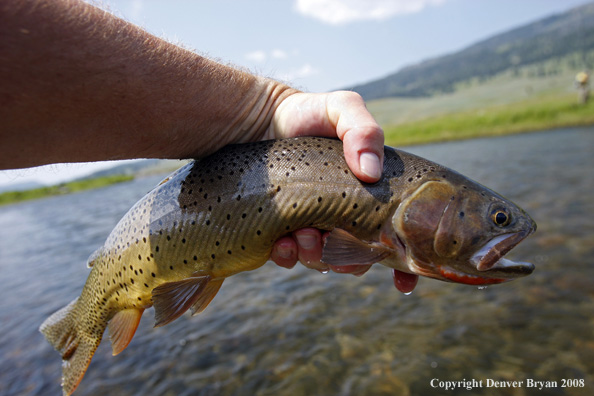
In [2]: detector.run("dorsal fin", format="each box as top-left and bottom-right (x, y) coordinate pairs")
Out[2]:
(190, 278), (224, 316)
(86, 247), (104, 268)
(151, 275), (212, 327)
(108, 308), (144, 356)
(322, 228), (392, 266)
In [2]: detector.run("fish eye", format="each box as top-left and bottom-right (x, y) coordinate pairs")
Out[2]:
(491, 209), (511, 227)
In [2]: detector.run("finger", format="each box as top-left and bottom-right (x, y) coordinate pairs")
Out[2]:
(270, 236), (298, 269)
(326, 92), (385, 183)
(293, 228), (328, 272)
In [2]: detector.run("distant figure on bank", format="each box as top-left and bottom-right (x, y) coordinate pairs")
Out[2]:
(575, 71), (590, 105)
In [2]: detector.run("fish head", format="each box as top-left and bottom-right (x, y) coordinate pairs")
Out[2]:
(392, 177), (536, 285)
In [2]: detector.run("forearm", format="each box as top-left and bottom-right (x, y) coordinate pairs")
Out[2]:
(0, 0), (296, 169)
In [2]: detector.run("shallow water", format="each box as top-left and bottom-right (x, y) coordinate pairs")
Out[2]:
(1, 127), (592, 396)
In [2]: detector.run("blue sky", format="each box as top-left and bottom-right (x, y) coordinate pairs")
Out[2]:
(1, 0), (591, 188)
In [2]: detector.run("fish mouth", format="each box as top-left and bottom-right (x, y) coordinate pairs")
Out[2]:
(470, 230), (535, 274)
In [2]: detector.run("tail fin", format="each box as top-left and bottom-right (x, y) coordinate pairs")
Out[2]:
(40, 298), (102, 396)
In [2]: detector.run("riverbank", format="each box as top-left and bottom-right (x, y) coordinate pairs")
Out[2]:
(0, 174), (134, 206)
(382, 92), (594, 147)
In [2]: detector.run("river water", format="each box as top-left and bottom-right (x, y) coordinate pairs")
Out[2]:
(0, 127), (592, 396)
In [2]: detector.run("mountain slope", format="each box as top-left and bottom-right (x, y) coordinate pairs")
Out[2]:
(351, 2), (594, 100)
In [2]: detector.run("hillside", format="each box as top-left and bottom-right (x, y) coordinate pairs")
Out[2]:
(351, 2), (594, 100)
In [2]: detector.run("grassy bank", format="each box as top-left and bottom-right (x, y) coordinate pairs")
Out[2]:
(382, 92), (594, 147)
(0, 174), (134, 206)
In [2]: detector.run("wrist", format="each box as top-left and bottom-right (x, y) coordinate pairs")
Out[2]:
(233, 76), (300, 143)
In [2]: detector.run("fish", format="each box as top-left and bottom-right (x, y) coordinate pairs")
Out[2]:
(40, 136), (536, 395)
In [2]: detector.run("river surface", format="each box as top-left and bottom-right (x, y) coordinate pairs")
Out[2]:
(1, 127), (592, 396)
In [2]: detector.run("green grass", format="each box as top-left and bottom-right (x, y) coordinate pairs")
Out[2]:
(383, 93), (594, 147)
(0, 174), (134, 206)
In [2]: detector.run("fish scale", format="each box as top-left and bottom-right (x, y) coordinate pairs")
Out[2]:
(40, 136), (536, 395)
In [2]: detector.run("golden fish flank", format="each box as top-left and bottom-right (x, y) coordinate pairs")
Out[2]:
(40, 137), (536, 395)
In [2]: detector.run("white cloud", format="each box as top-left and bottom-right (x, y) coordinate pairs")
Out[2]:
(280, 63), (319, 81)
(271, 49), (288, 60)
(245, 49), (293, 63)
(295, 0), (446, 25)
(130, 0), (144, 22)
(245, 50), (267, 63)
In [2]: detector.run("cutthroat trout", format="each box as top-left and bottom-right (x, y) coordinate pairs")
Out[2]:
(41, 137), (536, 394)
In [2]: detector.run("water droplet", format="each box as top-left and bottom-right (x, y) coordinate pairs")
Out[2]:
(477, 286), (488, 290)
(179, 339), (186, 346)
(321, 269), (329, 274)
(430, 361), (438, 368)
(404, 291), (413, 296)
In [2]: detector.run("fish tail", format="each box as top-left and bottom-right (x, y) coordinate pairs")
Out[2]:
(40, 298), (102, 396)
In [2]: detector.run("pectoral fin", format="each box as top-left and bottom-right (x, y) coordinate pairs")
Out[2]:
(152, 275), (222, 327)
(108, 308), (144, 356)
(322, 228), (392, 266)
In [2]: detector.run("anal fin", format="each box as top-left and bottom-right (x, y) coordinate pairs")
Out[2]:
(322, 228), (392, 266)
(152, 275), (219, 327)
(108, 308), (144, 356)
(190, 278), (224, 316)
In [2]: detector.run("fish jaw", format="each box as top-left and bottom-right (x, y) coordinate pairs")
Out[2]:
(406, 227), (536, 285)
(471, 230), (535, 273)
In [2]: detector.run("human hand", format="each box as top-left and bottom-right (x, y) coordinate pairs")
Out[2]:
(266, 91), (384, 274)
